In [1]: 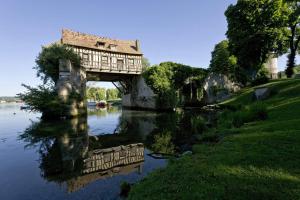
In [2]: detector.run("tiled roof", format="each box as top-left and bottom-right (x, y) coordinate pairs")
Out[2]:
(61, 29), (142, 55)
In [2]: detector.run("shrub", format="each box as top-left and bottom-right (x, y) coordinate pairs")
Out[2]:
(191, 116), (207, 134)
(18, 84), (69, 119)
(197, 130), (219, 143)
(231, 111), (249, 128)
(151, 131), (175, 154)
(217, 109), (234, 129)
(248, 102), (268, 121)
(251, 66), (270, 86)
(218, 102), (268, 129)
(251, 76), (270, 86)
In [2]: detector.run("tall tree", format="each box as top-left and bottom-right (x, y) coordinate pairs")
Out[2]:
(285, 0), (300, 77)
(225, 0), (287, 84)
(106, 88), (120, 100)
(142, 57), (151, 70)
(209, 40), (237, 78)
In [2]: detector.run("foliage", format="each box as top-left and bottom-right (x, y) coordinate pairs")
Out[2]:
(106, 88), (121, 100)
(86, 87), (120, 101)
(209, 40), (237, 78)
(17, 84), (69, 119)
(143, 62), (207, 109)
(151, 131), (175, 154)
(219, 102), (268, 128)
(231, 110), (249, 128)
(285, 0), (300, 77)
(225, 0), (288, 84)
(129, 79), (300, 200)
(35, 44), (81, 84)
(294, 64), (300, 73)
(251, 66), (270, 86)
(197, 130), (219, 143)
(142, 57), (151, 71)
(20, 44), (82, 118)
(155, 89), (178, 109)
(191, 116), (207, 134)
(248, 102), (268, 120)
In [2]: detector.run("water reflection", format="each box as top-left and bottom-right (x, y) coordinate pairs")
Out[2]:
(20, 116), (146, 193)
(18, 106), (213, 198)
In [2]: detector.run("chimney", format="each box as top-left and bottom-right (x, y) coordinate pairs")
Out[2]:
(136, 40), (140, 52)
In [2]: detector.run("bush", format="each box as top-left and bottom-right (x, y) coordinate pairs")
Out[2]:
(218, 103), (268, 129)
(197, 129), (219, 143)
(217, 109), (234, 129)
(248, 102), (268, 121)
(251, 66), (270, 86)
(231, 111), (248, 128)
(18, 84), (68, 119)
(191, 116), (207, 134)
(151, 131), (175, 154)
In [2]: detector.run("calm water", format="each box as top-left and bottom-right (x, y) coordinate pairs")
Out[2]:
(0, 103), (206, 200)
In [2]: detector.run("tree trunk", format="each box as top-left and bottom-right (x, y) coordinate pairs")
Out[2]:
(286, 24), (300, 78)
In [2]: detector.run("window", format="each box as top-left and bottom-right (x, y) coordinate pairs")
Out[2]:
(117, 59), (124, 70)
(104, 154), (111, 162)
(96, 41), (105, 48)
(101, 56), (108, 66)
(109, 44), (117, 50)
(111, 57), (117, 64)
(128, 59), (134, 67)
(82, 53), (89, 64)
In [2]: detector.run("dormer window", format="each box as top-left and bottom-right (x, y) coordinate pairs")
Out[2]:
(96, 41), (105, 48)
(109, 44), (117, 50)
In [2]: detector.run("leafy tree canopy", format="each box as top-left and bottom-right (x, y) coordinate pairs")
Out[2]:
(35, 44), (81, 84)
(209, 40), (237, 78)
(225, 0), (288, 83)
(143, 62), (207, 108)
(142, 57), (151, 70)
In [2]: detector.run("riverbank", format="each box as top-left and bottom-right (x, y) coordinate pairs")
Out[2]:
(128, 79), (300, 200)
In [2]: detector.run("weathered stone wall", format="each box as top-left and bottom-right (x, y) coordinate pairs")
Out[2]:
(56, 59), (87, 117)
(122, 76), (157, 110)
(203, 73), (241, 104)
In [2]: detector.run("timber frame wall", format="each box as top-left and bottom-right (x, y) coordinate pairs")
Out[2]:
(72, 46), (143, 74)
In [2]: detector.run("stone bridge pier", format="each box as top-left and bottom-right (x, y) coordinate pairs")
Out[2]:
(57, 59), (157, 118)
(56, 59), (87, 117)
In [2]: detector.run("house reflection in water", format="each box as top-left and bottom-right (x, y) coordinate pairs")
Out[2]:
(23, 116), (147, 193)
(66, 143), (144, 193)
(20, 108), (172, 194)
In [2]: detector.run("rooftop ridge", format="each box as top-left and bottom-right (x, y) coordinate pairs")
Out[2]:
(62, 28), (137, 44)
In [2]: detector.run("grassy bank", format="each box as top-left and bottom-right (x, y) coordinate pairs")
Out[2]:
(128, 79), (300, 200)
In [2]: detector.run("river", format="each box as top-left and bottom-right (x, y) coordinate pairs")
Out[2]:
(0, 103), (209, 200)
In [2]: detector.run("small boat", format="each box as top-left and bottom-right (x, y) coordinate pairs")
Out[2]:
(96, 100), (107, 108)
(20, 104), (31, 110)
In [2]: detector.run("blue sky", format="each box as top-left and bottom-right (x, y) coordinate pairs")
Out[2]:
(0, 0), (297, 96)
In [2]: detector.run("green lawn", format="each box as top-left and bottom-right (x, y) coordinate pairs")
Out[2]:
(129, 79), (300, 200)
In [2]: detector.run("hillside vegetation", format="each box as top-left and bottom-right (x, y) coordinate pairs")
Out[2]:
(129, 79), (300, 200)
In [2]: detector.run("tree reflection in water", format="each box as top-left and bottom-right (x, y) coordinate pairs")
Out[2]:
(19, 107), (213, 193)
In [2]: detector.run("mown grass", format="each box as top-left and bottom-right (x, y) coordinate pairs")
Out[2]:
(128, 79), (300, 200)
